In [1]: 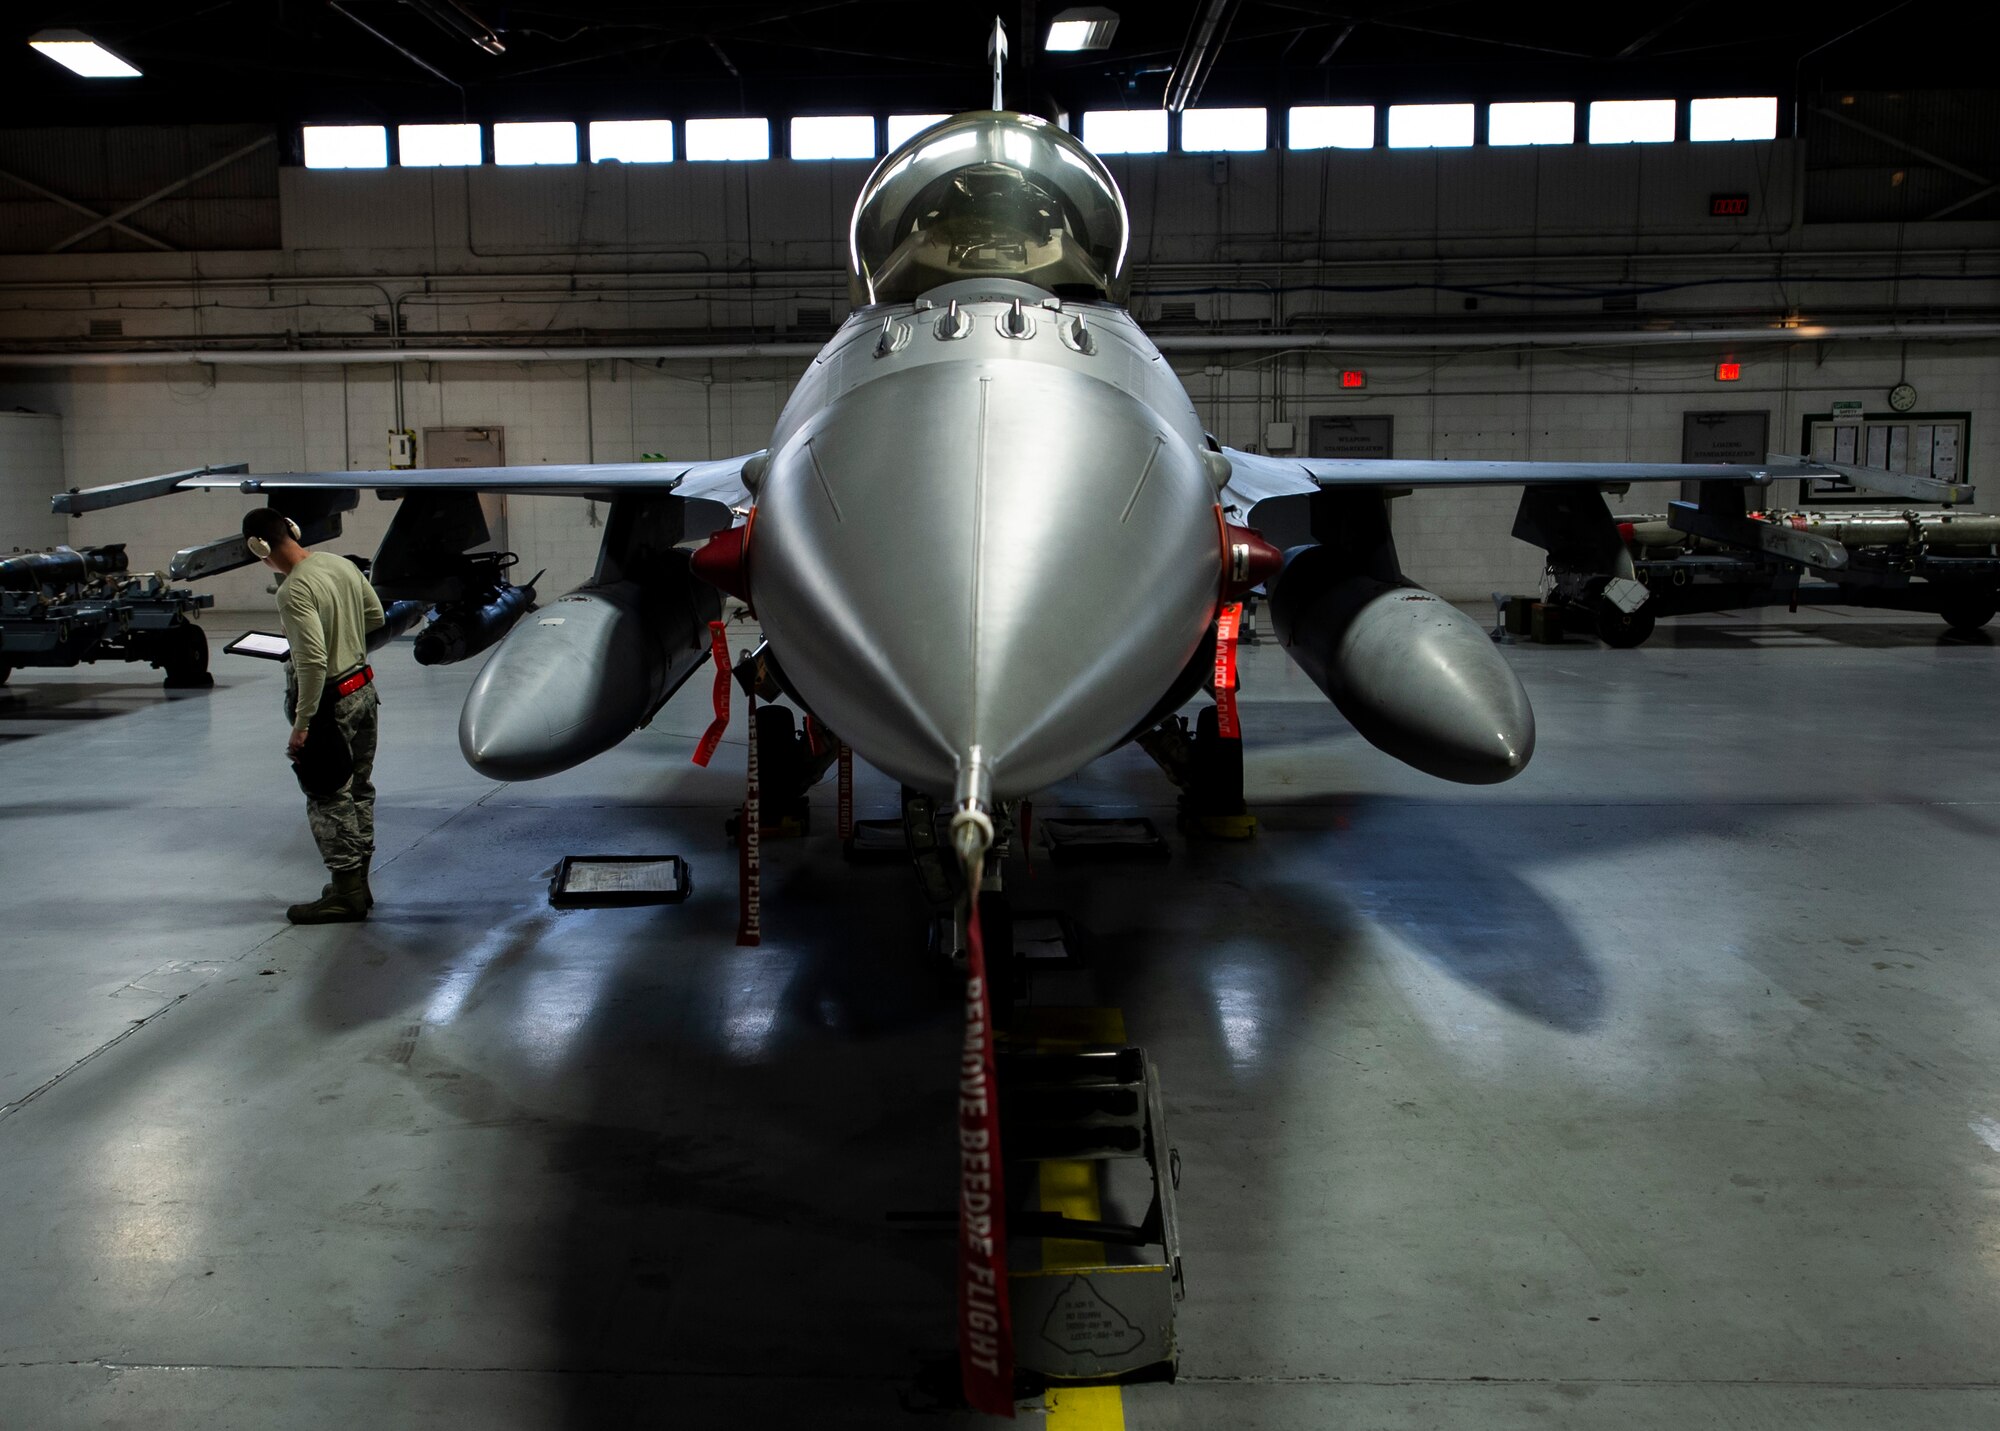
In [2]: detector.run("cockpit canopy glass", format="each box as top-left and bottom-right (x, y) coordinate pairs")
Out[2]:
(848, 111), (1131, 307)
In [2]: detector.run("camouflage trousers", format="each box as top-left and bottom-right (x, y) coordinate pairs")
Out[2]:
(286, 669), (380, 873)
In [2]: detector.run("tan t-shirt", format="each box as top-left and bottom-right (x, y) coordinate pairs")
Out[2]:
(277, 551), (384, 730)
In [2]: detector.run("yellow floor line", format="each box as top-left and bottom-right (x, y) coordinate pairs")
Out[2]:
(1021, 1007), (1128, 1430)
(1045, 1383), (1127, 1430)
(1038, 1157), (1104, 1268)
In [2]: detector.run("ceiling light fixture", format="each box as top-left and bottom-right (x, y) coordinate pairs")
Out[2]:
(28, 29), (141, 78)
(1047, 7), (1119, 52)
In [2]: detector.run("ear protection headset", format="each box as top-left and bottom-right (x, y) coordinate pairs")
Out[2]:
(246, 516), (302, 560)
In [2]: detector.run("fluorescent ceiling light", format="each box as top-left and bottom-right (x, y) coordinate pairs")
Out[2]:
(1691, 96), (1777, 142)
(1047, 7), (1119, 52)
(303, 125), (388, 169)
(28, 29), (140, 78)
(1181, 107), (1266, 153)
(494, 121), (577, 165)
(1388, 103), (1474, 149)
(1589, 99), (1675, 144)
(684, 117), (770, 162)
(1082, 109), (1166, 155)
(1488, 101), (1574, 147)
(887, 114), (950, 149)
(590, 120), (673, 163)
(791, 115), (876, 160)
(1288, 105), (1373, 150)
(399, 123), (482, 167)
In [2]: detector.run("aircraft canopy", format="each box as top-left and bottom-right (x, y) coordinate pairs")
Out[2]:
(848, 111), (1130, 307)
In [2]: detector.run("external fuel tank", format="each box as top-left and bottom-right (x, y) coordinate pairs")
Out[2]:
(1269, 545), (1535, 784)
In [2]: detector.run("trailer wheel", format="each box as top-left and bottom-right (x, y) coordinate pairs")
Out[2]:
(1939, 590), (1997, 632)
(1596, 601), (1656, 649)
(160, 622), (214, 689)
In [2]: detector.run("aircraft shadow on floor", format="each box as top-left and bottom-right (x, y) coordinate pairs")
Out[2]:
(267, 762), (1616, 1422)
(291, 844), (970, 1421)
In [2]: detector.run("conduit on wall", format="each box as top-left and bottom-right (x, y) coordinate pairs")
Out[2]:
(2, 321), (1998, 367)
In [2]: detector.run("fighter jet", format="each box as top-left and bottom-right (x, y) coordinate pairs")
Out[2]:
(53, 103), (1948, 1416)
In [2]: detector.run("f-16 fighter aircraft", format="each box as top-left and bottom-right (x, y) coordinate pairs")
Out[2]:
(52, 103), (1962, 1417)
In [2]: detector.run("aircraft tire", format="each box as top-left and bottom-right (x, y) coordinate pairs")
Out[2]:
(160, 621), (214, 689)
(1939, 589), (1997, 632)
(1596, 601), (1655, 649)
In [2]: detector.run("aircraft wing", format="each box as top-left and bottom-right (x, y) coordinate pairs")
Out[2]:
(52, 455), (758, 517)
(1218, 447), (1974, 521)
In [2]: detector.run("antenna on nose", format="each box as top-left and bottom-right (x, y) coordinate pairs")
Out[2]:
(987, 16), (1009, 111)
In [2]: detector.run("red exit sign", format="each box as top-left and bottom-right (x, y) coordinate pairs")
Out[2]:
(1339, 369), (1367, 389)
(1710, 193), (1751, 217)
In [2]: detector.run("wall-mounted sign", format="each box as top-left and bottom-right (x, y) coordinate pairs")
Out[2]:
(1716, 362), (1741, 382)
(1710, 193), (1751, 217)
(1309, 414), (1393, 459)
(1339, 369), (1366, 389)
(1681, 409), (1770, 503)
(1683, 410), (1769, 464)
(1805, 411), (1969, 499)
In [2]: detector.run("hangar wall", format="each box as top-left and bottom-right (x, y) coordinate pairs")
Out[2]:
(2, 130), (1996, 604)
(13, 341), (1993, 607)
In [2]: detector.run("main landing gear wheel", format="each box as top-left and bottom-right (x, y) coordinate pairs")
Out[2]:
(1595, 600), (1656, 649)
(159, 622), (213, 688)
(1179, 704), (1256, 838)
(741, 703), (820, 835)
(1939, 589), (1997, 633)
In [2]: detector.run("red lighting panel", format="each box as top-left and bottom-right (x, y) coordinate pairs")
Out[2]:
(1339, 369), (1366, 389)
(1716, 362), (1741, 382)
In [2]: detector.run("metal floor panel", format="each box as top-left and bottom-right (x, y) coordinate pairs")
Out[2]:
(3, 609), (1999, 1429)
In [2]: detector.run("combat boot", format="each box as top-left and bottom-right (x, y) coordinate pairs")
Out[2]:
(314, 871), (375, 909)
(287, 867), (370, 924)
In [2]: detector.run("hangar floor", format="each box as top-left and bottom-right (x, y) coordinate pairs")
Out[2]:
(3, 608), (1999, 1430)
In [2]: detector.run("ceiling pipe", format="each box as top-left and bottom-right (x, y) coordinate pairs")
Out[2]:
(2, 321), (1998, 368)
(1156, 323), (2000, 349)
(0, 344), (826, 367)
(0, 247), (1991, 298)
(406, 0), (506, 56)
(1165, 0), (1244, 112)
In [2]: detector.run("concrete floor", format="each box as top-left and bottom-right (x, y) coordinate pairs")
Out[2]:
(3, 606), (1999, 1429)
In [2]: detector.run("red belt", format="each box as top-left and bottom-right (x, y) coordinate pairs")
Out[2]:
(334, 665), (373, 698)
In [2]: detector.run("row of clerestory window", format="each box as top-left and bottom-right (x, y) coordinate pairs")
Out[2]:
(301, 99), (1778, 170)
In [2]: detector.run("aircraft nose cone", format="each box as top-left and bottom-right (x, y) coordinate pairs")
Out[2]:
(750, 360), (1219, 798)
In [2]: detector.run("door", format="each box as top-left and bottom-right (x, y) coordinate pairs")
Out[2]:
(422, 427), (508, 552)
